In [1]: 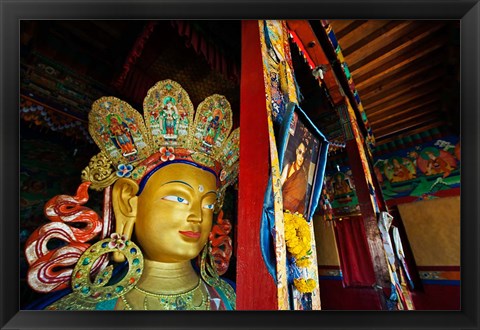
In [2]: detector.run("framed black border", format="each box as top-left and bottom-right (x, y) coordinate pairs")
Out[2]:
(2, 1), (478, 329)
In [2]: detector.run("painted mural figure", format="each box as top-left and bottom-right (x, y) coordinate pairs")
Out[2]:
(425, 150), (452, 177)
(389, 157), (415, 182)
(416, 147), (457, 179)
(108, 114), (136, 156)
(332, 172), (351, 196)
(281, 139), (310, 214)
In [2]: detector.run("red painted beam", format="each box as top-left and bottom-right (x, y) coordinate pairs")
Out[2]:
(236, 20), (277, 310)
(287, 20), (344, 104)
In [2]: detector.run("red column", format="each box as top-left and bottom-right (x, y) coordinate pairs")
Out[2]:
(236, 20), (278, 310)
(342, 101), (391, 310)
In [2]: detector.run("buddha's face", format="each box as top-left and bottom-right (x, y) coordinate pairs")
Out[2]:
(134, 163), (217, 262)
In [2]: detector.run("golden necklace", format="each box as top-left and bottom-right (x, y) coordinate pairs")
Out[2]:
(121, 279), (210, 310)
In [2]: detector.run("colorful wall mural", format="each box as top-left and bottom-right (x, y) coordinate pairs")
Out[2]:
(322, 167), (360, 218)
(373, 136), (460, 203)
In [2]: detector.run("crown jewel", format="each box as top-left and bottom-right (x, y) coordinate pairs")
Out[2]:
(85, 80), (239, 200)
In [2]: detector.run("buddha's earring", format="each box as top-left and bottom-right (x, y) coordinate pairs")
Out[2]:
(66, 233), (144, 307)
(200, 239), (217, 287)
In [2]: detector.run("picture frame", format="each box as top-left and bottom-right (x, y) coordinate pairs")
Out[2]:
(278, 103), (329, 221)
(2, 0), (479, 329)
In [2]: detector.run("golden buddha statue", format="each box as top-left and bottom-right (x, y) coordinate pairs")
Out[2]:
(25, 80), (239, 310)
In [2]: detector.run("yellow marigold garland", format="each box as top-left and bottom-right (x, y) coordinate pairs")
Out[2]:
(295, 256), (311, 268)
(284, 211), (318, 293)
(284, 211), (311, 260)
(293, 278), (316, 294)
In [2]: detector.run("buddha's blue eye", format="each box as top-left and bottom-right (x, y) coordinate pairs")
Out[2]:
(203, 204), (214, 210)
(162, 195), (189, 204)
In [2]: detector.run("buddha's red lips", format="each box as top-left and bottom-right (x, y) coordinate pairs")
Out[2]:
(179, 231), (201, 239)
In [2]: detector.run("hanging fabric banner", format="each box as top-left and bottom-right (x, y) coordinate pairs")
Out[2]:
(258, 19), (290, 310)
(378, 212), (415, 310)
(258, 20), (323, 310)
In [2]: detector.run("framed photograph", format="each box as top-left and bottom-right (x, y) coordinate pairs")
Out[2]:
(279, 104), (328, 221)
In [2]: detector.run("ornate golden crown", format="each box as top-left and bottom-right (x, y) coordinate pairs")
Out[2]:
(81, 80), (239, 205)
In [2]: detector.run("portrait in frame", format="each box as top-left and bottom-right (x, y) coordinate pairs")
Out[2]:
(279, 104), (328, 221)
(1, 1), (479, 330)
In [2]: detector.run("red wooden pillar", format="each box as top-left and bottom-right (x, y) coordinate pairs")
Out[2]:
(236, 20), (278, 310)
(341, 100), (391, 310)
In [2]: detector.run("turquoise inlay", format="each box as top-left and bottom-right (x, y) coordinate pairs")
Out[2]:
(82, 258), (90, 266)
(96, 298), (118, 310)
(214, 281), (235, 310)
(343, 63), (351, 79)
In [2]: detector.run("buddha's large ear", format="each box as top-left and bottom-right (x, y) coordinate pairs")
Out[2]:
(111, 178), (139, 262)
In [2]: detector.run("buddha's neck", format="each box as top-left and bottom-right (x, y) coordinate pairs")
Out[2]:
(135, 258), (199, 295)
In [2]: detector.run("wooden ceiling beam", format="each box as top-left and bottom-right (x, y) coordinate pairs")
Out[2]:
(374, 121), (448, 145)
(374, 119), (447, 140)
(329, 20), (357, 35)
(344, 21), (416, 67)
(334, 20), (369, 39)
(353, 34), (448, 90)
(362, 74), (444, 109)
(348, 22), (445, 73)
(366, 87), (441, 116)
(367, 98), (439, 122)
(371, 106), (439, 130)
(357, 50), (445, 96)
(359, 61), (445, 101)
(341, 21), (405, 57)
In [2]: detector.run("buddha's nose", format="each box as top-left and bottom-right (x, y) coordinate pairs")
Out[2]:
(187, 204), (202, 223)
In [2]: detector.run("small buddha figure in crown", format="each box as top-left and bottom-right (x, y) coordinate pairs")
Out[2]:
(24, 80), (239, 310)
(160, 96), (179, 140)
